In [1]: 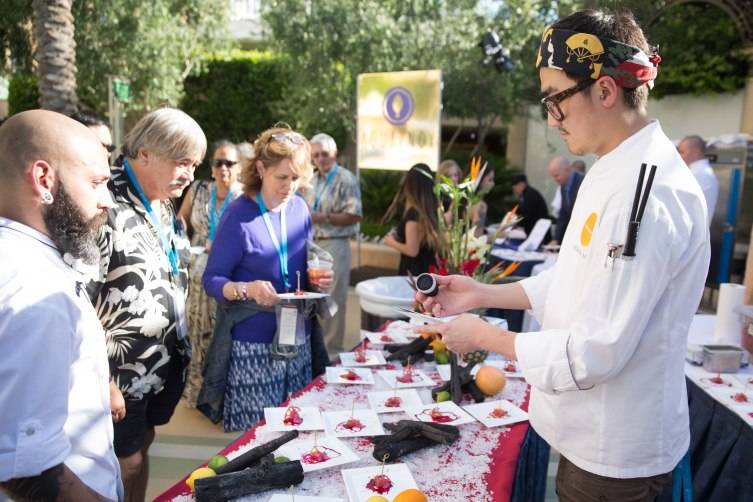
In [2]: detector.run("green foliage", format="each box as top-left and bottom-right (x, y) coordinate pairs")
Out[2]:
(180, 50), (292, 147)
(8, 73), (39, 115)
(262, 0), (577, 147)
(593, 1), (748, 97)
(0, 0), (34, 74)
(647, 2), (748, 97)
(72, 0), (231, 113)
(359, 169), (403, 236)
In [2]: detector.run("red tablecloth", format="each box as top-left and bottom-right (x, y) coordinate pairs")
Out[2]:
(155, 365), (531, 502)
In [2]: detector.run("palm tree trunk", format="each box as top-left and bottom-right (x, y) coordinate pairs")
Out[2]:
(32, 0), (77, 114)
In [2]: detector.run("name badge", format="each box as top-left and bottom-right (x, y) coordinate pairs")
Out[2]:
(174, 288), (188, 341)
(278, 304), (299, 346)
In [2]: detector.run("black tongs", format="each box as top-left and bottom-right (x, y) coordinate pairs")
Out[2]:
(623, 163), (657, 258)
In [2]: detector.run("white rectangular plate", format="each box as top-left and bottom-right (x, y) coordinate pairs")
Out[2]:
(462, 399), (529, 428)
(339, 350), (387, 367)
(695, 373), (742, 389)
(362, 329), (410, 345)
(322, 409), (385, 438)
(403, 400), (476, 426)
(278, 291), (329, 300)
(341, 463), (418, 502)
(366, 389), (424, 414)
(276, 435), (359, 473)
(268, 495), (345, 502)
(325, 367), (375, 385)
(436, 364), (451, 382)
(395, 307), (451, 325)
(263, 406), (324, 432)
(712, 387), (753, 407)
(378, 369), (435, 388)
(471, 359), (524, 379)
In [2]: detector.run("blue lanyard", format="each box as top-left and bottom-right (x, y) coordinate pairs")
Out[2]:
(123, 159), (179, 275)
(209, 182), (234, 242)
(256, 192), (290, 290)
(312, 165), (339, 211)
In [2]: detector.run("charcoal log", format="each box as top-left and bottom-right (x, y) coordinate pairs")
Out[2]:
(466, 381), (486, 403)
(385, 336), (431, 362)
(373, 437), (435, 462)
(215, 430), (298, 474)
(449, 353), (463, 404)
(195, 460), (304, 502)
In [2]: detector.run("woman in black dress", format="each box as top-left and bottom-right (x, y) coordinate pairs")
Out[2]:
(382, 163), (440, 276)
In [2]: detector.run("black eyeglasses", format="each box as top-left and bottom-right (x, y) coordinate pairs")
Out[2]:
(270, 132), (306, 145)
(540, 79), (595, 122)
(102, 143), (116, 153)
(212, 158), (238, 168)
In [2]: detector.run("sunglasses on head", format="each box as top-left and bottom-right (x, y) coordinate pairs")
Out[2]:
(270, 132), (306, 145)
(212, 158), (238, 168)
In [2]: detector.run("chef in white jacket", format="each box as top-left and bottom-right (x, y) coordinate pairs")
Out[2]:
(417, 9), (710, 501)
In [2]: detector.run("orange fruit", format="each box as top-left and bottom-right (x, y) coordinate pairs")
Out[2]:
(393, 488), (428, 502)
(475, 366), (506, 396)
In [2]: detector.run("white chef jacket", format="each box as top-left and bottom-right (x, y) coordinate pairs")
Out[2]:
(515, 121), (710, 479)
(0, 218), (120, 500)
(688, 157), (719, 225)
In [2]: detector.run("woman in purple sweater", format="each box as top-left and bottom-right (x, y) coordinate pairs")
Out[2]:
(203, 127), (330, 431)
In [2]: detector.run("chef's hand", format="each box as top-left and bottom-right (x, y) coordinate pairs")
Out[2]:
(415, 274), (482, 317)
(249, 280), (280, 306)
(312, 269), (334, 292)
(110, 381), (126, 423)
(417, 314), (486, 354)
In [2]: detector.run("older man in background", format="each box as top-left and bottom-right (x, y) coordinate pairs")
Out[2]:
(86, 107), (206, 502)
(548, 155), (584, 244)
(679, 134), (718, 225)
(307, 133), (362, 355)
(0, 110), (120, 501)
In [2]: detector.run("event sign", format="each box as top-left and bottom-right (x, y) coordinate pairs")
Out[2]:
(357, 69), (442, 171)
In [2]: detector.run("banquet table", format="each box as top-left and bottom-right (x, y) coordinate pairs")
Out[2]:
(155, 338), (538, 502)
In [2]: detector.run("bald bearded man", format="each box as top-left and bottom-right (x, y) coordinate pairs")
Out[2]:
(0, 110), (121, 501)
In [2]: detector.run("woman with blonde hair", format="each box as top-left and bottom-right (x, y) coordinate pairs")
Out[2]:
(202, 127), (332, 431)
(382, 163), (440, 276)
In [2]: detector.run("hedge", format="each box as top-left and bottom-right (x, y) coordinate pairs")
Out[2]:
(180, 50), (292, 149)
(8, 73), (39, 116)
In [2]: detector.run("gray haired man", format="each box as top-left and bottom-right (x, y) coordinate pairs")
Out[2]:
(307, 133), (362, 354)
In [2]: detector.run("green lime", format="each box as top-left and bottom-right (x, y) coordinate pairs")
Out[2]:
(436, 390), (451, 403)
(207, 454), (228, 471)
(274, 455), (290, 464)
(435, 352), (450, 365)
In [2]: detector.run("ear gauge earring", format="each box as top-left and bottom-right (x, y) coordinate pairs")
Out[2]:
(41, 191), (54, 205)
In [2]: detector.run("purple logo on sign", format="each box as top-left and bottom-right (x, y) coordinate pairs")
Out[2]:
(383, 87), (415, 125)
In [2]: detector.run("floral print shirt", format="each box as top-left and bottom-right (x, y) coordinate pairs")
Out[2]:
(304, 165), (362, 239)
(85, 164), (190, 399)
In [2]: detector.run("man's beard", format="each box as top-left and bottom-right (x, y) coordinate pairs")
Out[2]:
(43, 182), (107, 264)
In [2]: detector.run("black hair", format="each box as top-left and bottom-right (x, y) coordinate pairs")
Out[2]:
(553, 9), (651, 110)
(69, 108), (109, 128)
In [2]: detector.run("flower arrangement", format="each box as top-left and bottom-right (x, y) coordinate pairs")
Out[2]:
(431, 157), (522, 282)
